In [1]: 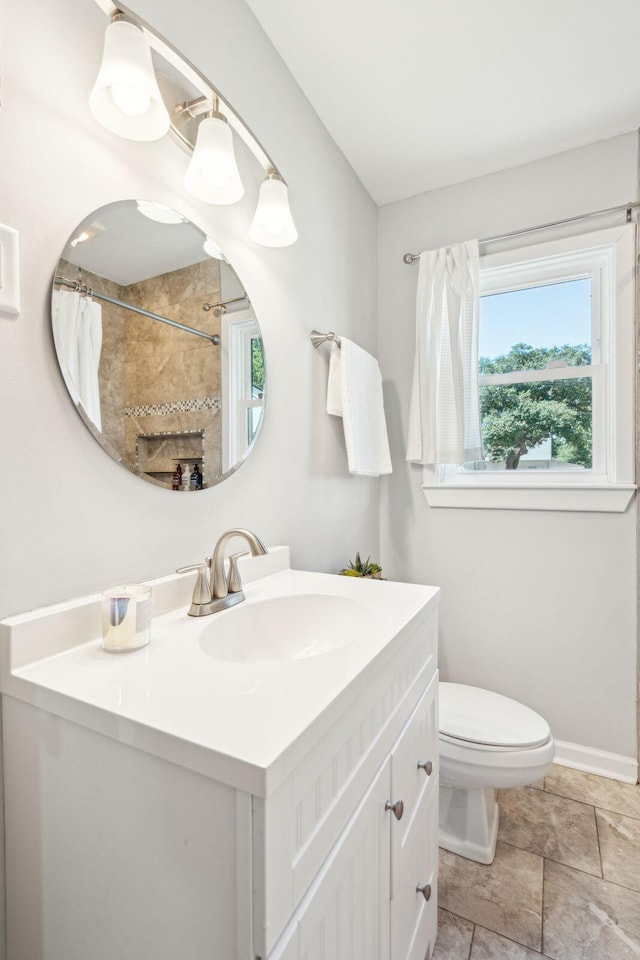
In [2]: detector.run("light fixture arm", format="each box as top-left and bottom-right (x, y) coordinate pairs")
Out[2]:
(175, 94), (224, 123)
(175, 96), (211, 121)
(109, 10), (135, 26)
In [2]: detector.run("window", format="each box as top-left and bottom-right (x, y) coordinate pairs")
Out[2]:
(221, 310), (265, 471)
(422, 224), (636, 512)
(249, 334), (265, 445)
(472, 277), (595, 473)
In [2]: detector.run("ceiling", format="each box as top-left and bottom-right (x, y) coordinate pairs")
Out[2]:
(245, 0), (640, 205)
(65, 201), (209, 286)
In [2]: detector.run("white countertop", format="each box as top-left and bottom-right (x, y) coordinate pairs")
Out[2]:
(0, 549), (438, 796)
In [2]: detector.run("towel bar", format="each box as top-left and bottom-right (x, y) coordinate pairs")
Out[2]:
(310, 330), (341, 348)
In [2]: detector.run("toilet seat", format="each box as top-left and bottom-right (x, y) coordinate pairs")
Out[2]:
(439, 681), (550, 749)
(439, 733), (546, 753)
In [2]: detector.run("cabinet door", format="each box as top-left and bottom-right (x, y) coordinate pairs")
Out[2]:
(390, 675), (439, 960)
(294, 758), (392, 960)
(390, 782), (438, 960)
(390, 672), (438, 856)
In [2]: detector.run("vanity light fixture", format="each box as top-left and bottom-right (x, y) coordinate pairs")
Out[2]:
(90, 4), (298, 247)
(184, 107), (244, 206)
(136, 200), (187, 224)
(69, 223), (105, 246)
(69, 231), (91, 248)
(250, 171), (298, 248)
(89, 16), (170, 141)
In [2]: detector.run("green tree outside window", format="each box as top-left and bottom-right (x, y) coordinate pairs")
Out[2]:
(479, 343), (592, 470)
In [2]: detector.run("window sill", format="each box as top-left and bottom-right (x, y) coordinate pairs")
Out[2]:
(421, 481), (636, 513)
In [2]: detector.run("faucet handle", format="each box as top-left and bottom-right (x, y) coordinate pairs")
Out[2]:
(176, 559), (211, 604)
(227, 552), (249, 593)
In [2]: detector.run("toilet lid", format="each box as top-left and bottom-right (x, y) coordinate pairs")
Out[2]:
(439, 683), (550, 748)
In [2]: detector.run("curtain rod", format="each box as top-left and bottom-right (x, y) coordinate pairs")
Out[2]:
(402, 200), (640, 264)
(54, 275), (220, 345)
(202, 294), (249, 314)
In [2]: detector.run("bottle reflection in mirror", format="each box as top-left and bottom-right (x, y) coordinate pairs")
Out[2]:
(191, 464), (203, 490)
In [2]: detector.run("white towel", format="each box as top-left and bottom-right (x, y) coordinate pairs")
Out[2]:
(327, 338), (392, 476)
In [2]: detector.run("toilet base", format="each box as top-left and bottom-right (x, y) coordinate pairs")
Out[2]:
(439, 784), (499, 864)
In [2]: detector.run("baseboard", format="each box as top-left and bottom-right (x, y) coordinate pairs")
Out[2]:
(553, 739), (637, 784)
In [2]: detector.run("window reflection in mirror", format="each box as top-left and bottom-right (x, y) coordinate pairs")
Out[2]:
(51, 200), (265, 491)
(221, 313), (265, 472)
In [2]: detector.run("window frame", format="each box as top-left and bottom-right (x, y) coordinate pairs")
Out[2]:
(421, 223), (636, 512)
(221, 308), (265, 473)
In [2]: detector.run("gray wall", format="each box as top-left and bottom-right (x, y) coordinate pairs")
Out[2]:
(378, 133), (638, 762)
(0, 0), (380, 617)
(0, 0), (636, 796)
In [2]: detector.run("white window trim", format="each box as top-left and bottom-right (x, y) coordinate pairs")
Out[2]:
(421, 223), (636, 512)
(221, 308), (264, 473)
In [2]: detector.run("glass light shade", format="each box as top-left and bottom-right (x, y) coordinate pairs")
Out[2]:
(203, 237), (225, 260)
(136, 201), (186, 224)
(184, 116), (244, 205)
(89, 20), (170, 142)
(249, 176), (298, 248)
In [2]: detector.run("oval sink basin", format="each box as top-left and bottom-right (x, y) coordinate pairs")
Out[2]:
(198, 593), (374, 663)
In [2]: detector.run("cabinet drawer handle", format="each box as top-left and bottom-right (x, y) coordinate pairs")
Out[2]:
(418, 760), (433, 776)
(385, 799), (404, 820)
(416, 882), (432, 902)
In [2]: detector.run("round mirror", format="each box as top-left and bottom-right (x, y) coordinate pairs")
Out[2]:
(51, 200), (265, 491)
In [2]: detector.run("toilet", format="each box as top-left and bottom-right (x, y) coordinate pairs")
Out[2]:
(439, 682), (555, 864)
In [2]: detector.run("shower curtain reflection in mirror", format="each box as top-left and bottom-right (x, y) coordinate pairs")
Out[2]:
(52, 288), (103, 431)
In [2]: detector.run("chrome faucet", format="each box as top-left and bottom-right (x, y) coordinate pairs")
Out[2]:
(177, 529), (268, 617)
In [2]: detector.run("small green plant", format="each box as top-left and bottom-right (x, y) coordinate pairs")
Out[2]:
(340, 552), (383, 579)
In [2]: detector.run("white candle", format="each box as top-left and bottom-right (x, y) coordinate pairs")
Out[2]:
(102, 583), (152, 652)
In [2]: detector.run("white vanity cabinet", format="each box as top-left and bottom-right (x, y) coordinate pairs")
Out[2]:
(268, 675), (439, 960)
(0, 559), (439, 960)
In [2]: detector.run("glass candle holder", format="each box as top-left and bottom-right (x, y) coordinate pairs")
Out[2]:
(102, 583), (151, 652)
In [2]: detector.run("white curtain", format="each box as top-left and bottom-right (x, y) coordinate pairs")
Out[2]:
(52, 289), (103, 432)
(406, 239), (483, 465)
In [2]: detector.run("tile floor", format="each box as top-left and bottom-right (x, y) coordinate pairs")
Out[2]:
(434, 765), (640, 960)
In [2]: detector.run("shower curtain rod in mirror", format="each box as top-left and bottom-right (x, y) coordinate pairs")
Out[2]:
(202, 294), (249, 314)
(402, 200), (640, 264)
(54, 275), (220, 345)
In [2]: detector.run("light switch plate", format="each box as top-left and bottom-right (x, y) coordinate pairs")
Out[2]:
(0, 223), (20, 316)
